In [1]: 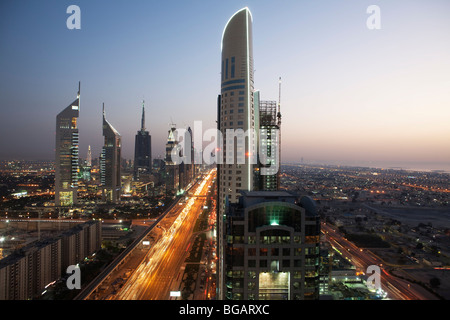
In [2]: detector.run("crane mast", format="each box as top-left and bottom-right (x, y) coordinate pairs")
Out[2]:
(277, 77), (282, 189)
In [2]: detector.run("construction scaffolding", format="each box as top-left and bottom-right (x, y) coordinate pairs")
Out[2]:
(259, 100), (278, 127)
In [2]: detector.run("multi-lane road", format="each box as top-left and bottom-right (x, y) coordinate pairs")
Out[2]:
(113, 169), (216, 300)
(322, 223), (439, 300)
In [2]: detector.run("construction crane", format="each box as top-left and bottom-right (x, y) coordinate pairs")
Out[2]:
(277, 77), (282, 127)
(277, 77), (282, 189)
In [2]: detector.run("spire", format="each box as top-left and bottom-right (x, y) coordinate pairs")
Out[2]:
(102, 102), (105, 118)
(77, 81), (80, 98)
(87, 145), (92, 167)
(141, 99), (145, 132)
(277, 77), (281, 115)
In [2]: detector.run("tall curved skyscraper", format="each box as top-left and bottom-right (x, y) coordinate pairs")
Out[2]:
(217, 7), (255, 300)
(101, 103), (121, 203)
(55, 83), (80, 207)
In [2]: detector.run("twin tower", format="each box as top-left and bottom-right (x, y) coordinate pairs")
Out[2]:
(55, 84), (151, 207)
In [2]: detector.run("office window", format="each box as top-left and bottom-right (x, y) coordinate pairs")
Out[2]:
(231, 56), (235, 78)
(225, 58), (228, 79)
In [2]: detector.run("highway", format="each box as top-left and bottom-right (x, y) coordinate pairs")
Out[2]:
(322, 222), (438, 300)
(113, 169), (216, 300)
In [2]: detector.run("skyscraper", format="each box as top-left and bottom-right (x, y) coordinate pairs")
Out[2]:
(134, 100), (152, 178)
(165, 124), (179, 194)
(86, 145), (92, 167)
(257, 98), (280, 191)
(178, 126), (195, 191)
(80, 145), (92, 181)
(55, 83), (80, 207)
(100, 103), (121, 203)
(186, 126), (195, 183)
(218, 7), (255, 300)
(216, 8), (316, 301)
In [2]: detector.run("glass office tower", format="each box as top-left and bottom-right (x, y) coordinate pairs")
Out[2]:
(101, 104), (121, 203)
(55, 83), (80, 207)
(134, 100), (152, 178)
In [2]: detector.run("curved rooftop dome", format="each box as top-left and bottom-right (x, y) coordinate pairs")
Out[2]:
(299, 196), (318, 217)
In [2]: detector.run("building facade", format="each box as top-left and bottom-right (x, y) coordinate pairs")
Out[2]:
(101, 104), (122, 203)
(55, 83), (80, 206)
(0, 220), (101, 300)
(134, 101), (152, 178)
(178, 126), (195, 192)
(165, 125), (179, 194)
(257, 98), (280, 191)
(224, 191), (321, 300)
(218, 7), (255, 299)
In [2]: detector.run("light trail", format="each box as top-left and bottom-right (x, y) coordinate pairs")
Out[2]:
(113, 169), (215, 300)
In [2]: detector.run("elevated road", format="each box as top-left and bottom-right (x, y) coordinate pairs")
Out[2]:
(322, 223), (440, 300)
(73, 173), (208, 300)
(73, 195), (183, 300)
(113, 169), (216, 300)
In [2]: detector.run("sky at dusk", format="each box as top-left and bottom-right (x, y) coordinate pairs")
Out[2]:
(1, 0), (449, 170)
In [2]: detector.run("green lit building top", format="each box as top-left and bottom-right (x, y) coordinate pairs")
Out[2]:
(224, 190), (321, 300)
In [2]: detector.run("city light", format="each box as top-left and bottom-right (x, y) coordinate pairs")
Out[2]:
(1, 1), (449, 305)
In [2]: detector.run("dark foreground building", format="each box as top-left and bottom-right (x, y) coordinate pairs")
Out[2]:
(223, 191), (320, 300)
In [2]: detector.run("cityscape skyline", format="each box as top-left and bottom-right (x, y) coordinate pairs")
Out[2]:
(1, 1), (450, 170)
(1, 1), (450, 304)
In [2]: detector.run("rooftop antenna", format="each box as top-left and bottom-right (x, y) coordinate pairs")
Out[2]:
(77, 81), (81, 112)
(277, 77), (282, 190)
(141, 99), (146, 132)
(277, 77), (281, 125)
